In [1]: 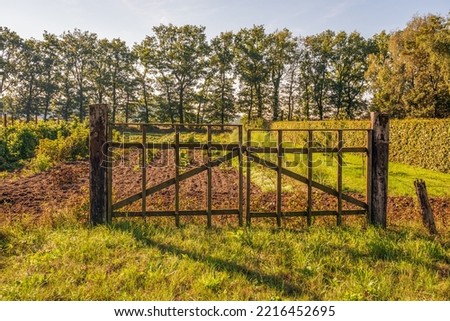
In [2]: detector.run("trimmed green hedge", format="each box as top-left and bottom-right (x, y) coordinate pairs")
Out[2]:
(273, 119), (450, 173)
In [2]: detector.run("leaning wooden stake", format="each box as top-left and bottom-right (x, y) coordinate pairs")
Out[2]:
(89, 104), (108, 225)
(414, 179), (438, 235)
(370, 112), (389, 228)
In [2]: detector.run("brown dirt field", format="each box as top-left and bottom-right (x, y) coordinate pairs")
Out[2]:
(1, 150), (449, 230)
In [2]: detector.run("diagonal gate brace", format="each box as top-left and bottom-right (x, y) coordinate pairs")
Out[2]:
(112, 149), (239, 211)
(249, 153), (367, 210)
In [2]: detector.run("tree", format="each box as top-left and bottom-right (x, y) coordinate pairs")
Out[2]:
(266, 28), (297, 120)
(39, 32), (61, 120)
(329, 31), (371, 118)
(284, 44), (300, 121)
(0, 27), (22, 115)
(366, 14), (450, 118)
(14, 38), (42, 122)
(148, 24), (209, 123)
(301, 30), (334, 120)
(207, 31), (236, 124)
(61, 29), (97, 121)
(234, 25), (270, 119)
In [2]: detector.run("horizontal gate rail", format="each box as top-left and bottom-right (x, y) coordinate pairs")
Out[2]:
(109, 142), (240, 150)
(109, 142), (367, 154)
(113, 209), (240, 218)
(249, 210), (367, 218)
(247, 147), (368, 154)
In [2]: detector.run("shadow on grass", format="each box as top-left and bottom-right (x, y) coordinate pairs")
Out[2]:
(113, 222), (319, 299)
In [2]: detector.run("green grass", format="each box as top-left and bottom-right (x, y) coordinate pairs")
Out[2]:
(1, 216), (449, 300)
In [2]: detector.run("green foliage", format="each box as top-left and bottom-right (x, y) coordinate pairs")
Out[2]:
(0, 120), (88, 171)
(31, 125), (89, 170)
(366, 15), (450, 118)
(6, 127), (38, 159)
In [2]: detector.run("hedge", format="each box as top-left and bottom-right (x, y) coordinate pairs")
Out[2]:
(272, 119), (450, 173)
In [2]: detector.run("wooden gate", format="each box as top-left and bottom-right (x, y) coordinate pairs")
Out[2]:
(107, 123), (244, 228)
(245, 129), (371, 227)
(89, 104), (389, 228)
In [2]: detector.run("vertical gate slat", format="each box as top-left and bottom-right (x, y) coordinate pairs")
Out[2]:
(207, 126), (212, 228)
(337, 130), (343, 226)
(246, 130), (252, 226)
(276, 130), (282, 227)
(307, 130), (313, 226)
(141, 124), (147, 218)
(175, 127), (180, 227)
(238, 126), (244, 227)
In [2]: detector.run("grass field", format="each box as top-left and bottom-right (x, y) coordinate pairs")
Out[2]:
(1, 213), (449, 301)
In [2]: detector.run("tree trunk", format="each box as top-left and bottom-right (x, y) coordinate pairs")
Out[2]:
(125, 91), (130, 123)
(221, 83), (225, 125)
(272, 78), (280, 121)
(256, 84), (263, 118)
(26, 80), (34, 123)
(44, 95), (51, 121)
(112, 82), (117, 123)
(178, 86), (184, 124)
(79, 84), (84, 121)
(142, 84), (149, 123)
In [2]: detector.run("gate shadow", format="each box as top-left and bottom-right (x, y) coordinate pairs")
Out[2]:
(113, 223), (316, 299)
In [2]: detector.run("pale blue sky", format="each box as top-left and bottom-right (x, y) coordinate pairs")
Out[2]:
(0, 0), (448, 44)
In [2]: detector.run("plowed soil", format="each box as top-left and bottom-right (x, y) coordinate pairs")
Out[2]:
(1, 150), (449, 229)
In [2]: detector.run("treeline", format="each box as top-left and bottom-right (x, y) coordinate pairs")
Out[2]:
(0, 13), (449, 123)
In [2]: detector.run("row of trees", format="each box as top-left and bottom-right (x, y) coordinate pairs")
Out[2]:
(0, 13), (449, 123)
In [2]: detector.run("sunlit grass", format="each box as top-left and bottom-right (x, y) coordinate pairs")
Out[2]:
(1, 216), (449, 300)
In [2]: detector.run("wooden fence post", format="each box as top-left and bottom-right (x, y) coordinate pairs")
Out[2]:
(89, 104), (109, 225)
(414, 179), (438, 235)
(3, 114), (6, 127)
(370, 112), (389, 228)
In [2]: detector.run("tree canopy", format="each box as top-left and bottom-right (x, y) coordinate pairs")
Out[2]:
(0, 13), (449, 123)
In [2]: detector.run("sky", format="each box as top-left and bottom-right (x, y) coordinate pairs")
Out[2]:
(0, 0), (448, 45)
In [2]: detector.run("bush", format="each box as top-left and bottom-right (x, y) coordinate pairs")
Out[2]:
(0, 120), (89, 171)
(6, 127), (39, 159)
(33, 125), (89, 168)
(29, 153), (53, 172)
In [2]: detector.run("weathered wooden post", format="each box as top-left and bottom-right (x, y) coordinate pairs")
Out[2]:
(370, 112), (389, 228)
(89, 104), (109, 225)
(414, 179), (437, 235)
(3, 113), (6, 127)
